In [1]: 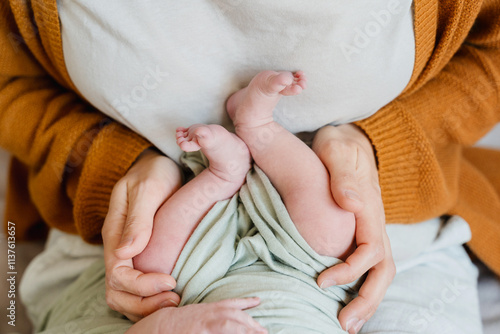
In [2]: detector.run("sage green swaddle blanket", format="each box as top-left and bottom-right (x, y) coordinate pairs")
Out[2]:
(38, 153), (359, 333)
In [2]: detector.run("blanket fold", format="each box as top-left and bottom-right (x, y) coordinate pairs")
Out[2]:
(37, 152), (359, 333)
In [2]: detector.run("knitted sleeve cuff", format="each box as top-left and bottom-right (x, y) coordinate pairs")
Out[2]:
(73, 121), (152, 243)
(355, 101), (447, 224)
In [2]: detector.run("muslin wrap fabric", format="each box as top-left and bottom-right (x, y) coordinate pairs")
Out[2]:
(36, 152), (359, 333)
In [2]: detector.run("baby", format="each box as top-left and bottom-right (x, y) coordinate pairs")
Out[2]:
(134, 70), (356, 275)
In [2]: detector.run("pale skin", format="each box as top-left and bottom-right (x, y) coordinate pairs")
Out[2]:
(134, 70), (356, 276)
(227, 70), (356, 259)
(126, 298), (267, 334)
(102, 151), (267, 334)
(133, 124), (252, 274)
(104, 82), (394, 334)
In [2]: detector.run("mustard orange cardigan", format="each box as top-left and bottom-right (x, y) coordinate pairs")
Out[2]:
(1, 0), (500, 275)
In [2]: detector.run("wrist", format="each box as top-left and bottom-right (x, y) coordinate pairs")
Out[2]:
(312, 125), (336, 160)
(132, 148), (183, 185)
(342, 124), (378, 168)
(312, 124), (377, 168)
(73, 123), (152, 243)
(164, 155), (184, 191)
(132, 147), (161, 166)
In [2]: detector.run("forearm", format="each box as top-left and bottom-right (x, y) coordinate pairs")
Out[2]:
(1, 2), (152, 241)
(0, 77), (152, 242)
(71, 122), (152, 243)
(354, 0), (500, 223)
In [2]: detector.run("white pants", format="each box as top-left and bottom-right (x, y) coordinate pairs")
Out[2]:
(20, 216), (482, 333)
(361, 216), (482, 334)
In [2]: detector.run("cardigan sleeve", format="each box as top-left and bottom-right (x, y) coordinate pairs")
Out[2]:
(0, 1), (151, 243)
(355, 0), (500, 224)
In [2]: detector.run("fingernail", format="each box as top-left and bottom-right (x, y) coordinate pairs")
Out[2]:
(116, 237), (133, 251)
(320, 279), (336, 289)
(353, 319), (366, 333)
(345, 317), (359, 332)
(345, 190), (361, 201)
(160, 299), (179, 308)
(250, 296), (261, 303)
(157, 281), (175, 291)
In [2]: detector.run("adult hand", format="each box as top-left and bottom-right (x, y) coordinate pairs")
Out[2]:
(126, 298), (268, 334)
(102, 149), (183, 322)
(312, 124), (396, 334)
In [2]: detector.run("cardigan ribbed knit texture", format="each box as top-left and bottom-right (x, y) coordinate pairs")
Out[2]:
(1, 0), (500, 274)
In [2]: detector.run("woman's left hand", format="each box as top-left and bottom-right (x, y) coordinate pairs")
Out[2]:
(102, 149), (183, 322)
(312, 124), (396, 334)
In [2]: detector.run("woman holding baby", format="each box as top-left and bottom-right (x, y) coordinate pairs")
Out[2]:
(1, 0), (499, 333)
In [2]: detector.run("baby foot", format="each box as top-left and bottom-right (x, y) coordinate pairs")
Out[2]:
(176, 124), (251, 183)
(226, 70), (307, 130)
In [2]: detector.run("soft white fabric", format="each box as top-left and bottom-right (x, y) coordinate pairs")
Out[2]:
(476, 123), (500, 149)
(58, 0), (415, 162)
(19, 229), (104, 328)
(362, 216), (482, 334)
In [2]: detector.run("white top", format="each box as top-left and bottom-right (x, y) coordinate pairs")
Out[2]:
(58, 0), (415, 162)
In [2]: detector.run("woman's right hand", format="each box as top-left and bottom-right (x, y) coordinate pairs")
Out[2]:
(102, 149), (183, 322)
(312, 124), (396, 333)
(126, 298), (268, 334)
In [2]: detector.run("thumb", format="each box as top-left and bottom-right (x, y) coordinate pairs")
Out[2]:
(115, 220), (153, 260)
(326, 155), (365, 214)
(115, 190), (160, 259)
(331, 183), (364, 214)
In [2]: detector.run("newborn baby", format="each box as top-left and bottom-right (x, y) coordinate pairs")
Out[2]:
(134, 70), (356, 275)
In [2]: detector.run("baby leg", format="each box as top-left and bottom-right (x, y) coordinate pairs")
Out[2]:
(133, 124), (251, 274)
(227, 70), (355, 259)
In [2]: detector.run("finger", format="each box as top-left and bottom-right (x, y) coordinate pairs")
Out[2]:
(223, 306), (267, 333)
(351, 194), (384, 245)
(339, 255), (396, 333)
(234, 311), (267, 334)
(215, 298), (266, 333)
(318, 207), (385, 287)
(234, 312), (268, 334)
(116, 183), (162, 258)
(102, 181), (129, 250)
(108, 266), (176, 296)
(108, 290), (181, 322)
(325, 144), (365, 213)
(217, 297), (261, 310)
(317, 241), (384, 287)
(318, 194), (386, 287)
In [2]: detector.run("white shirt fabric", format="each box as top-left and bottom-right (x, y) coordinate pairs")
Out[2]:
(58, 0), (415, 162)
